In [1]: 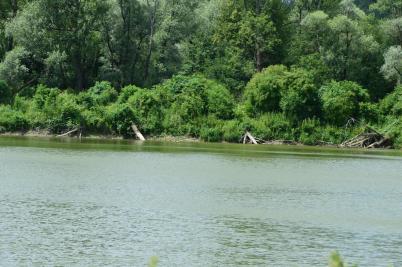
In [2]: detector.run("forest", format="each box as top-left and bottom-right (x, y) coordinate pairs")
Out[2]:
(0, 0), (401, 147)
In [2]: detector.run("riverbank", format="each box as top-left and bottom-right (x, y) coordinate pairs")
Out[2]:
(2, 130), (401, 151)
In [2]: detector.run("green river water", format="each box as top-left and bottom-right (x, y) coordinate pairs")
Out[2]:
(0, 136), (402, 266)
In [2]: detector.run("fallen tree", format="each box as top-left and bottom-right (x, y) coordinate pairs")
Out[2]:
(57, 128), (81, 138)
(131, 124), (146, 141)
(241, 131), (260, 144)
(340, 126), (391, 149)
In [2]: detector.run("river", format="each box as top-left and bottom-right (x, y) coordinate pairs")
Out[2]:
(0, 137), (401, 266)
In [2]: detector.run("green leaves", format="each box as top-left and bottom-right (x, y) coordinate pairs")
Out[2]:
(319, 80), (370, 125)
(381, 46), (402, 85)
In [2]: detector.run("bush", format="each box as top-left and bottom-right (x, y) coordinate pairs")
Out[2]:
(379, 85), (402, 116)
(280, 68), (320, 123)
(205, 79), (235, 119)
(243, 65), (288, 115)
(81, 107), (107, 133)
(242, 113), (292, 141)
(319, 125), (351, 145)
(127, 88), (164, 134)
(83, 81), (118, 106)
(0, 80), (12, 104)
(320, 81), (370, 126)
(160, 75), (234, 136)
(222, 120), (244, 142)
(0, 105), (29, 132)
(47, 92), (83, 133)
(381, 116), (402, 148)
(32, 84), (61, 110)
(298, 118), (322, 145)
(199, 117), (224, 142)
(105, 103), (137, 137)
(117, 85), (142, 104)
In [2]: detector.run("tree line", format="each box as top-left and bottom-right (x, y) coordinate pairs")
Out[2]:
(0, 0), (402, 147)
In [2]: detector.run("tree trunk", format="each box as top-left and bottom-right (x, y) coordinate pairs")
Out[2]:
(144, 0), (158, 83)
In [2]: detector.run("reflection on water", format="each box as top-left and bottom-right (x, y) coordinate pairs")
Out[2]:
(0, 138), (402, 266)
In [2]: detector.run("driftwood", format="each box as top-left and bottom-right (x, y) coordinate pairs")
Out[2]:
(340, 126), (391, 149)
(57, 128), (79, 137)
(131, 124), (146, 141)
(241, 131), (259, 144)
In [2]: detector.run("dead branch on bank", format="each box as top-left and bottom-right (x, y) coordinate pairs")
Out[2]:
(340, 126), (391, 149)
(241, 131), (259, 144)
(57, 128), (80, 137)
(131, 124), (146, 141)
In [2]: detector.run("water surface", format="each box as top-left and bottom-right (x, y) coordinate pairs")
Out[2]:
(1, 137), (402, 266)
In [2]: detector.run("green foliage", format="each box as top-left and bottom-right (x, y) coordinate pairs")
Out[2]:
(0, 105), (28, 132)
(243, 113), (292, 141)
(379, 86), (402, 116)
(85, 81), (118, 106)
(0, 0), (402, 149)
(48, 92), (83, 133)
(0, 46), (30, 90)
(0, 80), (12, 104)
(320, 81), (370, 125)
(222, 120), (244, 142)
(117, 85), (142, 104)
(243, 65), (287, 115)
(329, 251), (345, 267)
(280, 68), (320, 122)
(200, 116), (224, 142)
(381, 46), (402, 85)
(148, 256), (159, 267)
(160, 75), (234, 136)
(105, 103), (137, 137)
(126, 88), (165, 134)
(298, 118), (321, 145)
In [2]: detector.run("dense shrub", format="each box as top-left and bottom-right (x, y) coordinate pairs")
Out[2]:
(243, 65), (288, 115)
(0, 80), (12, 104)
(104, 103), (137, 137)
(243, 113), (292, 141)
(47, 92), (83, 133)
(32, 84), (61, 110)
(222, 120), (244, 142)
(381, 116), (402, 148)
(205, 80), (235, 119)
(280, 68), (320, 123)
(199, 117), (224, 142)
(83, 81), (118, 106)
(379, 85), (402, 116)
(298, 118), (322, 145)
(320, 81), (370, 125)
(0, 105), (29, 132)
(81, 107), (107, 133)
(117, 85), (142, 104)
(127, 88), (164, 134)
(160, 75), (234, 136)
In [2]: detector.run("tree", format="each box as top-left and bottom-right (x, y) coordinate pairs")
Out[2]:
(0, 46), (30, 90)
(300, 10), (329, 53)
(280, 68), (320, 122)
(243, 65), (288, 115)
(370, 0), (402, 18)
(101, 0), (148, 87)
(382, 17), (402, 46)
(381, 46), (402, 85)
(319, 80), (370, 125)
(213, 0), (287, 72)
(0, 0), (30, 60)
(6, 0), (109, 90)
(0, 80), (12, 104)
